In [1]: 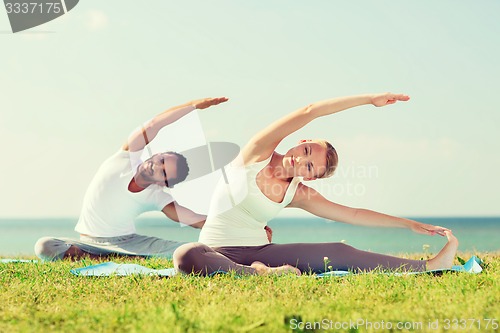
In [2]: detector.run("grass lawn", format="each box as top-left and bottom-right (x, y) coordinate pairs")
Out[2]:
(1, 252), (499, 333)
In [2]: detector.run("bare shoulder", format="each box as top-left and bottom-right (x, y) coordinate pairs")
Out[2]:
(289, 183), (324, 206)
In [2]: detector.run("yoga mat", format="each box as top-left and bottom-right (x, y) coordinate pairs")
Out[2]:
(317, 256), (483, 277)
(70, 256), (482, 277)
(0, 259), (38, 263)
(70, 262), (176, 277)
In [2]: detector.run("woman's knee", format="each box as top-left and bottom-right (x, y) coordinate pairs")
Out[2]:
(173, 242), (211, 274)
(329, 242), (357, 253)
(34, 237), (70, 261)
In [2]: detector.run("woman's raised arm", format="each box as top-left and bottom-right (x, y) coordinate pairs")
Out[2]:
(242, 93), (409, 163)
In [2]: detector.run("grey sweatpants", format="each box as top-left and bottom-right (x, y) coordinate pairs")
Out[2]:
(173, 242), (427, 275)
(34, 234), (186, 261)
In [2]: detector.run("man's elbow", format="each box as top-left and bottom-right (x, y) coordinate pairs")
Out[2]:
(192, 220), (205, 229)
(183, 216), (205, 229)
(303, 104), (315, 114)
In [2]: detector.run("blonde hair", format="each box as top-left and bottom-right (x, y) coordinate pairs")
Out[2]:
(314, 139), (338, 178)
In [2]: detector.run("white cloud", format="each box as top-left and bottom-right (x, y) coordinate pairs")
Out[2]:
(86, 10), (108, 31)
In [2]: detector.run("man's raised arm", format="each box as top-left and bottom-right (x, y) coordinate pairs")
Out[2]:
(123, 97), (228, 152)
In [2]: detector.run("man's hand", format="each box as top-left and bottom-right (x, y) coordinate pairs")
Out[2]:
(265, 226), (273, 243)
(371, 93), (410, 107)
(192, 97), (228, 110)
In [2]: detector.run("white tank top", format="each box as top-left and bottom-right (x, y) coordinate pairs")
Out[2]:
(198, 155), (301, 247)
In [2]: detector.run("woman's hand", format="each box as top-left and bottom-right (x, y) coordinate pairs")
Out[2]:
(265, 226), (273, 243)
(192, 97), (228, 110)
(371, 92), (410, 107)
(410, 222), (450, 236)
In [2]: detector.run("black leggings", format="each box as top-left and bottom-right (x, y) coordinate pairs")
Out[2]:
(173, 242), (426, 275)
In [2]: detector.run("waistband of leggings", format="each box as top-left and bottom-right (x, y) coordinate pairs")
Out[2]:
(80, 234), (137, 243)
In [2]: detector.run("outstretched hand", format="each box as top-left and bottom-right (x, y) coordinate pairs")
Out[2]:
(411, 222), (450, 236)
(371, 93), (410, 107)
(192, 97), (229, 110)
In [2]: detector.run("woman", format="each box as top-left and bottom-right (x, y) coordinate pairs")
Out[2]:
(173, 93), (458, 275)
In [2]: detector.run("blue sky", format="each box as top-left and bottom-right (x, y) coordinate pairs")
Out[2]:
(1, 1), (499, 218)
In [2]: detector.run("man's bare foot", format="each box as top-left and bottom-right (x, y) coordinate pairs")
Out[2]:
(251, 261), (301, 276)
(426, 231), (459, 270)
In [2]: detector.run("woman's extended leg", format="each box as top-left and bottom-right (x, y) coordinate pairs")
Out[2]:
(230, 231), (458, 273)
(218, 242), (425, 273)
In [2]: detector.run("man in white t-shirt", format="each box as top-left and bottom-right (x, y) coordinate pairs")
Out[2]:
(34, 97), (228, 261)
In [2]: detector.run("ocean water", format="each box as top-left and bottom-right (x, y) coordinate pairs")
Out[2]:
(0, 217), (498, 257)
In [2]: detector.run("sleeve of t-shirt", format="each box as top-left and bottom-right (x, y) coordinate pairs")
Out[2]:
(153, 189), (175, 211)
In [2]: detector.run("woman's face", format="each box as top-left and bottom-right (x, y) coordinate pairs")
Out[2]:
(283, 141), (327, 180)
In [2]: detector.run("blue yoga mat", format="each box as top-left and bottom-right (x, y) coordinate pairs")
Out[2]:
(317, 256), (483, 277)
(71, 262), (177, 277)
(70, 256), (482, 277)
(0, 259), (38, 263)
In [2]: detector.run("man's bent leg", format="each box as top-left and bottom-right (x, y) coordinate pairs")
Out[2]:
(34, 236), (114, 261)
(85, 234), (186, 258)
(34, 237), (74, 261)
(35, 234), (189, 261)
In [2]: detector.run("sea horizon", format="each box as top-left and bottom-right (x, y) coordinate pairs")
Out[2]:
(1, 216), (499, 257)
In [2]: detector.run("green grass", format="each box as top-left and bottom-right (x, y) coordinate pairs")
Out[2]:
(1, 253), (499, 333)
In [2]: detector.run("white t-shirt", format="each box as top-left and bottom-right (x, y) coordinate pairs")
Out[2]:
(75, 150), (174, 237)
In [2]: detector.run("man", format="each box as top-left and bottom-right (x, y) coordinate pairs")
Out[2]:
(34, 97), (228, 261)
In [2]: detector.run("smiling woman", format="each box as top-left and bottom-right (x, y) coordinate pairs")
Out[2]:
(174, 93), (459, 276)
(282, 139), (337, 180)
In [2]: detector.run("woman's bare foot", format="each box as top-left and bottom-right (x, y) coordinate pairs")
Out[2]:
(426, 231), (459, 270)
(251, 261), (301, 276)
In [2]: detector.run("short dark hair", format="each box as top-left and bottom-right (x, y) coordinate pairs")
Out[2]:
(164, 152), (189, 188)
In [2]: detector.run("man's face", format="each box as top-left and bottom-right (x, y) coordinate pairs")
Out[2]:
(137, 153), (178, 186)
